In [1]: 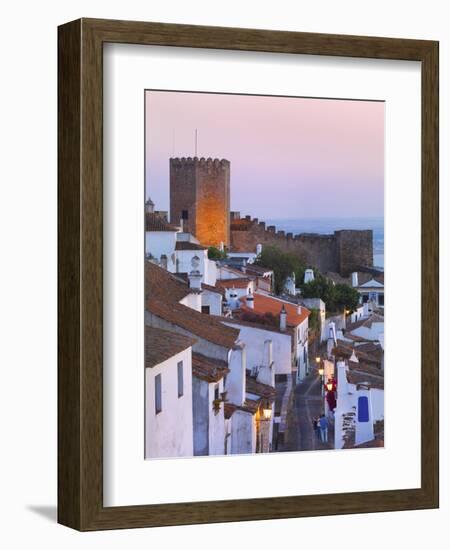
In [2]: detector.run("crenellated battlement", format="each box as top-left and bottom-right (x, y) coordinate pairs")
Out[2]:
(230, 214), (373, 275)
(170, 157), (230, 172)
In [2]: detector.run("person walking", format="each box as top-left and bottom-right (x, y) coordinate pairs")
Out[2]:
(319, 414), (329, 443)
(313, 417), (321, 440)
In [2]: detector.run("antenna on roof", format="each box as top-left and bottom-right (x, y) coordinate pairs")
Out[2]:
(195, 128), (198, 157)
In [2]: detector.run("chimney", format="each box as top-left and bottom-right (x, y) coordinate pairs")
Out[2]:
(351, 272), (359, 287)
(297, 302), (302, 315)
(256, 243), (262, 256)
(160, 255), (168, 270)
(188, 269), (202, 293)
(219, 241), (224, 252)
(145, 197), (155, 214)
(246, 289), (254, 309)
(228, 286), (239, 310)
(263, 339), (273, 368)
(304, 268), (315, 284)
(280, 304), (287, 332)
(256, 339), (274, 387)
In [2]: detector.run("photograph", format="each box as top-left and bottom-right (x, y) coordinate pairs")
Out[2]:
(144, 90), (385, 459)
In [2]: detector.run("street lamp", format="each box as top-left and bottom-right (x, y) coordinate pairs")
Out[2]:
(315, 356), (321, 365)
(326, 381), (334, 392)
(262, 402), (272, 421)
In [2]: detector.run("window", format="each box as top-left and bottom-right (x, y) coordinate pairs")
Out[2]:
(155, 374), (162, 414)
(201, 305), (210, 314)
(177, 361), (184, 397)
(379, 293), (384, 306)
(181, 209), (189, 220)
(214, 384), (220, 401)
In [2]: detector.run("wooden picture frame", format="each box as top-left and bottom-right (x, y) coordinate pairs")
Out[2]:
(58, 18), (439, 531)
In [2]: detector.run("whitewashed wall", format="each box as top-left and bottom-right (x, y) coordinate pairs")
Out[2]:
(351, 322), (384, 342)
(145, 230), (178, 272)
(201, 289), (222, 315)
(208, 378), (226, 455)
(230, 410), (256, 454)
(145, 347), (193, 459)
(224, 322), (292, 376)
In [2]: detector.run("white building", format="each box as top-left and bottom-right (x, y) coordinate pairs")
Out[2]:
(175, 241), (218, 286)
(216, 278), (255, 310)
(217, 263), (274, 294)
(191, 353), (229, 456)
(200, 284), (224, 316)
(145, 259), (280, 456)
(351, 271), (384, 309)
(345, 313), (384, 342)
(239, 292), (310, 382)
(222, 318), (292, 378)
(145, 211), (180, 272)
(333, 359), (384, 449)
(145, 326), (196, 459)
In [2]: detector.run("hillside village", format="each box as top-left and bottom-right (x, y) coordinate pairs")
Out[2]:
(144, 157), (385, 459)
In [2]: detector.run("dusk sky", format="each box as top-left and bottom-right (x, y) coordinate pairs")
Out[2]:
(145, 91), (384, 220)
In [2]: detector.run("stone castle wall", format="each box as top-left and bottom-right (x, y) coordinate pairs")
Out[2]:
(170, 157), (230, 247)
(230, 215), (373, 276)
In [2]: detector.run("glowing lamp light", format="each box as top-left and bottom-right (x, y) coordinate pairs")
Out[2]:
(326, 381), (334, 392)
(262, 404), (272, 420)
(315, 356), (321, 364)
(318, 367), (324, 376)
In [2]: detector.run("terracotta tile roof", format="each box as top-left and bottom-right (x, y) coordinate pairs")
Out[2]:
(145, 212), (179, 232)
(343, 333), (367, 342)
(224, 400), (260, 418)
(348, 360), (384, 378)
(245, 398), (261, 414)
(239, 293), (310, 326)
(216, 277), (252, 289)
(355, 342), (383, 354)
(244, 264), (273, 276)
(220, 265), (251, 278)
(332, 343), (382, 367)
(145, 326), (196, 368)
(346, 369), (384, 390)
(346, 313), (384, 333)
(202, 283), (225, 297)
(192, 353), (229, 382)
(218, 316), (293, 336)
(246, 375), (276, 399)
(145, 261), (191, 303)
(148, 298), (239, 349)
(175, 241), (208, 251)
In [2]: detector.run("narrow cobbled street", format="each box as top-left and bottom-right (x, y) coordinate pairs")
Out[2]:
(285, 368), (334, 452)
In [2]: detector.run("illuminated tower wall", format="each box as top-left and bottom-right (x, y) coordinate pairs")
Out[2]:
(170, 157), (230, 248)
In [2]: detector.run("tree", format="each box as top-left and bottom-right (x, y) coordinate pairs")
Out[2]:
(207, 246), (227, 260)
(300, 275), (359, 313)
(334, 283), (360, 312)
(254, 245), (305, 294)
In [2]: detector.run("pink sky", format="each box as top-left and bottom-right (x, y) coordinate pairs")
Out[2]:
(145, 91), (384, 219)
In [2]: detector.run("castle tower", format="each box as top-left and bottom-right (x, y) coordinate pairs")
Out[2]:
(170, 157), (230, 248)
